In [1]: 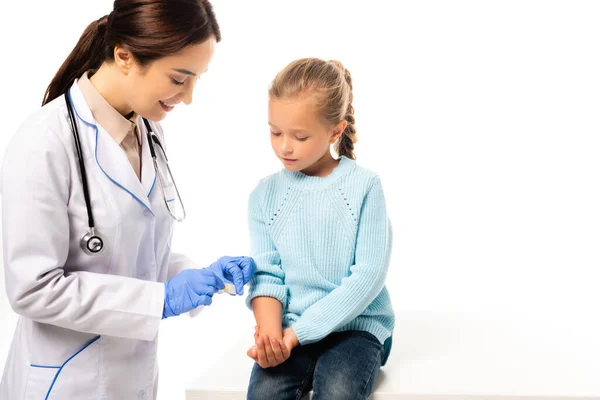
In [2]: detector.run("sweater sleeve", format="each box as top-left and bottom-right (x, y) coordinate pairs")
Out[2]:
(245, 182), (288, 309)
(291, 177), (392, 344)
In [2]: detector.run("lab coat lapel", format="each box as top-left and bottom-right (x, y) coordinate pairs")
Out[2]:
(69, 82), (153, 213)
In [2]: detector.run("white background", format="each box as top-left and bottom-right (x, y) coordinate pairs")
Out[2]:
(0, 1), (599, 399)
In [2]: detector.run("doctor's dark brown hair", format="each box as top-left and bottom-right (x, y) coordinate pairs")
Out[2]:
(42, 0), (221, 106)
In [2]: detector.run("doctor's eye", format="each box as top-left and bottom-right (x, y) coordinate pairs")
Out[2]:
(171, 78), (185, 86)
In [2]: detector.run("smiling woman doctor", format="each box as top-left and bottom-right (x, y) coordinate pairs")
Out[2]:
(0, 1), (255, 399)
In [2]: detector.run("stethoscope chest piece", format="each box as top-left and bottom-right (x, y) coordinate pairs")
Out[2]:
(80, 229), (104, 255)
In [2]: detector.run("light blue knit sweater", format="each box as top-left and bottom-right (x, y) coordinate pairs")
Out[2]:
(246, 156), (395, 362)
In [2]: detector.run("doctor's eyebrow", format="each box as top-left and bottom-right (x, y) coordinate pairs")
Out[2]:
(171, 68), (209, 76)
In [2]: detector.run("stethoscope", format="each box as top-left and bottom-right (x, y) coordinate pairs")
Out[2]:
(65, 90), (186, 256)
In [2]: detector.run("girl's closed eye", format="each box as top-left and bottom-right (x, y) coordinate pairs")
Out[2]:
(296, 136), (308, 141)
(271, 131), (282, 136)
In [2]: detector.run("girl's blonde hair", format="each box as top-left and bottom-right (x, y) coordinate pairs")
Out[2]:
(269, 58), (357, 160)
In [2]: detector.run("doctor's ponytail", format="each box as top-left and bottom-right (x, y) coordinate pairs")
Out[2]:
(43, 16), (108, 106)
(42, 0), (221, 106)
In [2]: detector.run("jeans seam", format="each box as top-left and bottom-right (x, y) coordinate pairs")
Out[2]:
(360, 345), (383, 397)
(295, 356), (317, 400)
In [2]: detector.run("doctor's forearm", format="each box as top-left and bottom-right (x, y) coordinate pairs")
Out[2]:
(7, 269), (164, 341)
(251, 296), (283, 339)
(167, 251), (199, 280)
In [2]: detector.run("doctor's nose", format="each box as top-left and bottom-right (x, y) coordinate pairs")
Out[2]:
(179, 85), (194, 105)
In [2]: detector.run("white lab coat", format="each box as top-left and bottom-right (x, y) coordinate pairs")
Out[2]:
(0, 80), (195, 400)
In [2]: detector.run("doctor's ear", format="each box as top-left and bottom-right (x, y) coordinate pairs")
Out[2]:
(113, 46), (135, 74)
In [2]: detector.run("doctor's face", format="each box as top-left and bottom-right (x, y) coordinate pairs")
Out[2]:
(122, 37), (216, 121)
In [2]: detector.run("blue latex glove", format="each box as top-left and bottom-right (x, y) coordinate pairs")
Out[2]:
(162, 269), (225, 319)
(208, 256), (256, 295)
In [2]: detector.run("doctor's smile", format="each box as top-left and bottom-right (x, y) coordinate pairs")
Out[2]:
(159, 101), (177, 112)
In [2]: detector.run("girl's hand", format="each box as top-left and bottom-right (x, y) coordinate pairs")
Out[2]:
(247, 326), (291, 368)
(255, 333), (290, 368)
(246, 344), (258, 359)
(282, 327), (299, 352)
(246, 326), (260, 359)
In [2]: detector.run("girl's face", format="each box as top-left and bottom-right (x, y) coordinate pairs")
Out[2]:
(117, 37), (216, 121)
(269, 95), (344, 173)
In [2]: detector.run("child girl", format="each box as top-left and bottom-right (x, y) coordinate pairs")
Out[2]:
(245, 58), (394, 400)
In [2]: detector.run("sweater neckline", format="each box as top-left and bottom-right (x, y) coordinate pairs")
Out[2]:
(282, 156), (354, 190)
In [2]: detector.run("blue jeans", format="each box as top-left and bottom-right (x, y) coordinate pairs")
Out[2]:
(247, 330), (384, 400)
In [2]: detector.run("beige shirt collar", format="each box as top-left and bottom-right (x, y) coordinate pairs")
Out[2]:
(77, 71), (141, 145)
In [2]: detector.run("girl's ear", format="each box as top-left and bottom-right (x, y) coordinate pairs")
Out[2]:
(330, 120), (347, 144)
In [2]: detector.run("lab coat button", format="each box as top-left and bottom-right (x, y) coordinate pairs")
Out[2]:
(138, 390), (147, 399)
(143, 209), (151, 216)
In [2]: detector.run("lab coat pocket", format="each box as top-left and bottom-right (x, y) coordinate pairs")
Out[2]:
(23, 365), (59, 400)
(25, 335), (101, 400)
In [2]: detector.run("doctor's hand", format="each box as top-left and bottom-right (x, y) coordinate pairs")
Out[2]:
(208, 256), (256, 295)
(162, 269), (225, 319)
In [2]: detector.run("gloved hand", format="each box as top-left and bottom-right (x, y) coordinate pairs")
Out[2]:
(162, 269), (225, 319)
(208, 256), (256, 295)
